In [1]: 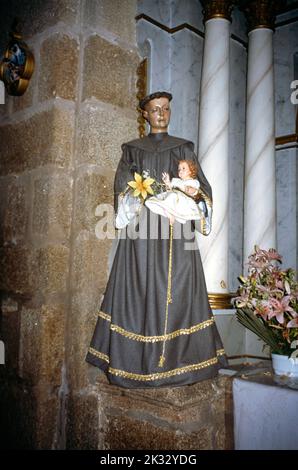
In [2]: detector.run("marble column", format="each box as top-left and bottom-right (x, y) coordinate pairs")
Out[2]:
(198, 1), (233, 307)
(242, 1), (278, 266)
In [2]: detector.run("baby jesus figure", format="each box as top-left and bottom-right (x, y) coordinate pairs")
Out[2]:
(145, 159), (204, 225)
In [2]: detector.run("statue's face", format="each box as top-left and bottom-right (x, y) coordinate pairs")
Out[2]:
(178, 162), (191, 180)
(143, 97), (171, 133)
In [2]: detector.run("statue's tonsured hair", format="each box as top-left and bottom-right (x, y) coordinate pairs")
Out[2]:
(139, 91), (172, 110)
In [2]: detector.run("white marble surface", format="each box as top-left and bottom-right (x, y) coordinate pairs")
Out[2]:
(228, 39), (247, 291)
(137, 19), (171, 93)
(137, 3), (204, 149)
(273, 17), (298, 275)
(214, 311), (245, 358)
(138, 0), (203, 30)
(137, 0), (172, 27)
(170, 30), (203, 148)
(214, 310), (270, 361)
(244, 28), (276, 264)
(276, 147), (297, 271)
(274, 22), (298, 136)
(198, 18), (231, 293)
(230, 7), (248, 45)
(245, 329), (270, 358)
(170, 0), (203, 29)
(234, 378), (298, 450)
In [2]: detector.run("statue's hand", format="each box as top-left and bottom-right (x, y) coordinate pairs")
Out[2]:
(162, 172), (171, 187)
(184, 186), (198, 197)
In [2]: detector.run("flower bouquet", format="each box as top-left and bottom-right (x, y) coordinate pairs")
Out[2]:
(233, 246), (298, 358)
(115, 170), (165, 229)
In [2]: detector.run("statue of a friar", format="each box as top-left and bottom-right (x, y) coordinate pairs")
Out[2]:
(86, 91), (227, 388)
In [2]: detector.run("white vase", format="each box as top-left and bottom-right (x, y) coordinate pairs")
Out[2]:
(271, 353), (298, 378)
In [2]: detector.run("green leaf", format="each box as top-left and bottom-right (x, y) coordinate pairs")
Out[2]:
(235, 308), (284, 354)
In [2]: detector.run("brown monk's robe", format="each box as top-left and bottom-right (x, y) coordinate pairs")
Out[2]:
(86, 132), (227, 388)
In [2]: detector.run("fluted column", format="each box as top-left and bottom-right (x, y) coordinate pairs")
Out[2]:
(242, 1), (279, 266)
(198, 1), (233, 308)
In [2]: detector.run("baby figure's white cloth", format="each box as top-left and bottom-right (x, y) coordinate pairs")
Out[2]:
(145, 177), (203, 224)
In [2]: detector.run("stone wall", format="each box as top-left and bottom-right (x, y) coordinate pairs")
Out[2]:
(0, 0), (139, 449)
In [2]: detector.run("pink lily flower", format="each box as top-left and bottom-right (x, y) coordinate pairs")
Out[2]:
(267, 249), (282, 262)
(268, 296), (295, 324)
(257, 285), (283, 297)
(287, 312), (298, 328)
(255, 301), (271, 321)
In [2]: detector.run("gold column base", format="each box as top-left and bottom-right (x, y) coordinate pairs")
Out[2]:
(208, 292), (235, 310)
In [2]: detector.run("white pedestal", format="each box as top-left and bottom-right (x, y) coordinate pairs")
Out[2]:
(233, 378), (298, 450)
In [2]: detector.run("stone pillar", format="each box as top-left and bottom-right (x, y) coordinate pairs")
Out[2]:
(198, 1), (233, 308)
(242, 0), (279, 265)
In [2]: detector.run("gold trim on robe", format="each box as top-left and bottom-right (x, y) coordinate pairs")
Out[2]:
(88, 347), (109, 364)
(109, 355), (219, 381)
(98, 311), (111, 322)
(98, 310), (215, 342)
(87, 349), (225, 381)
